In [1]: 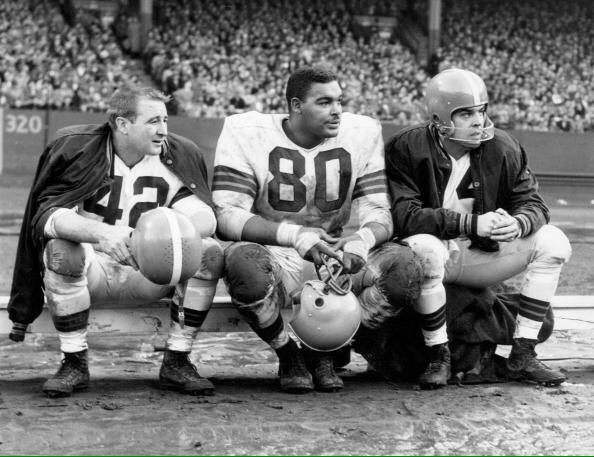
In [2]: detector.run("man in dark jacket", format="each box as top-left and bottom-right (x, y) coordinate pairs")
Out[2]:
(8, 85), (223, 398)
(385, 68), (571, 388)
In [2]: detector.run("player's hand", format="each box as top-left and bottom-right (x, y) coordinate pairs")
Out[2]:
(490, 208), (521, 242)
(332, 234), (367, 274)
(476, 211), (505, 237)
(295, 227), (341, 265)
(94, 226), (139, 269)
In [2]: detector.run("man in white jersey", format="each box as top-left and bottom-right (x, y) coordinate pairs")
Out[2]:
(212, 66), (423, 393)
(385, 68), (572, 388)
(8, 86), (223, 397)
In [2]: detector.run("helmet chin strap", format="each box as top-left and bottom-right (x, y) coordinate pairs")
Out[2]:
(441, 118), (495, 147)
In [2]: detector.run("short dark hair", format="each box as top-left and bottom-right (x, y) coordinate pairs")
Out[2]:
(107, 85), (170, 130)
(285, 66), (339, 110)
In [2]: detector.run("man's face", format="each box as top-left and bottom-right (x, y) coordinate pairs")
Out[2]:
(126, 98), (168, 156)
(451, 104), (487, 145)
(297, 81), (343, 141)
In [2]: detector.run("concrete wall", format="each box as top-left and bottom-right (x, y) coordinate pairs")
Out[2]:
(1, 108), (593, 184)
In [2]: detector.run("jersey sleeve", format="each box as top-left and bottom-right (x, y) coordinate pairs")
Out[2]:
(351, 120), (393, 235)
(211, 117), (259, 240)
(171, 187), (217, 237)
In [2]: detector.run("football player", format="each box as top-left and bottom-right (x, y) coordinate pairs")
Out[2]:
(212, 66), (423, 393)
(8, 86), (223, 397)
(385, 68), (572, 388)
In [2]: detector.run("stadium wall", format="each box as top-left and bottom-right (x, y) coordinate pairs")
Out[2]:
(1, 109), (593, 184)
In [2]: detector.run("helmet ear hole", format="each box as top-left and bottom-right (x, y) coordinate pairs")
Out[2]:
(289, 280), (362, 351)
(437, 125), (449, 135)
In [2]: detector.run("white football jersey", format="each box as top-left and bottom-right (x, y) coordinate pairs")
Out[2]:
(78, 153), (200, 228)
(442, 153), (474, 215)
(212, 111), (391, 239)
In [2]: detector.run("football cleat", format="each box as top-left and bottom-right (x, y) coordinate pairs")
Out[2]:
(507, 338), (566, 386)
(304, 348), (344, 392)
(43, 350), (90, 398)
(159, 350), (215, 395)
(418, 342), (451, 389)
(276, 339), (314, 394)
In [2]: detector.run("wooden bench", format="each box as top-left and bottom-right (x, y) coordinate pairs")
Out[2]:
(1, 294), (594, 338)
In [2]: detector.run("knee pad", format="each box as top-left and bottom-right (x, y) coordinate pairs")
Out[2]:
(224, 242), (276, 304)
(404, 234), (448, 282)
(194, 237), (224, 280)
(376, 243), (423, 308)
(533, 225), (572, 263)
(44, 239), (90, 277)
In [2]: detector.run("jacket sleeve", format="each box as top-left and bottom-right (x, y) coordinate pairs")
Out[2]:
(167, 134), (213, 208)
(504, 145), (549, 237)
(385, 135), (476, 239)
(8, 141), (56, 327)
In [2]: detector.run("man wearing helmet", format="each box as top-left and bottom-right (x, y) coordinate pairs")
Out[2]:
(385, 68), (571, 388)
(213, 66), (423, 393)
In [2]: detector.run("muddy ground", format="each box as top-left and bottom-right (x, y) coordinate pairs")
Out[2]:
(2, 186), (594, 455)
(2, 330), (594, 455)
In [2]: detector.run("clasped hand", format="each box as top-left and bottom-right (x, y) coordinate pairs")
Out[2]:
(477, 208), (521, 241)
(298, 228), (366, 274)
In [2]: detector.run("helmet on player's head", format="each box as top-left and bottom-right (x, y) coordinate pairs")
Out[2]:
(425, 68), (494, 145)
(289, 256), (361, 352)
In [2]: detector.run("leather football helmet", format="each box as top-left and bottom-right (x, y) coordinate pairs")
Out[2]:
(425, 68), (494, 145)
(130, 208), (202, 285)
(289, 256), (362, 352)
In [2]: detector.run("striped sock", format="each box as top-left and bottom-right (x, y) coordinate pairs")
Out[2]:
(514, 294), (549, 340)
(419, 305), (448, 346)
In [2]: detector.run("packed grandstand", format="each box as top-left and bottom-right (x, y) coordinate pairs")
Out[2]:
(0, 0), (592, 132)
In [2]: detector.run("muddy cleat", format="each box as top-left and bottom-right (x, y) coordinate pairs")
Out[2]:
(159, 350), (215, 396)
(305, 350), (344, 392)
(43, 350), (90, 398)
(418, 342), (451, 389)
(276, 340), (314, 394)
(507, 338), (566, 386)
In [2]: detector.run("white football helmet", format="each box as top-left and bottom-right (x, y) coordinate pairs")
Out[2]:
(130, 207), (202, 285)
(289, 256), (362, 352)
(426, 68), (495, 146)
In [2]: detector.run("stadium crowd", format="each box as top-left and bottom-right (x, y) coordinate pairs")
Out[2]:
(0, 0), (140, 112)
(0, 0), (592, 132)
(436, 0), (594, 133)
(140, 0), (425, 124)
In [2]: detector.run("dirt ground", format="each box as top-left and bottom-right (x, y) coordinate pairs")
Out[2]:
(2, 185), (594, 455)
(2, 330), (594, 455)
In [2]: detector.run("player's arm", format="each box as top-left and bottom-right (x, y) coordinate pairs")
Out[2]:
(334, 122), (393, 273)
(43, 207), (137, 267)
(385, 134), (479, 239)
(212, 119), (340, 264)
(170, 187), (216, 238)
(212, 172), (340, 263)
(494, 144), (549, 240)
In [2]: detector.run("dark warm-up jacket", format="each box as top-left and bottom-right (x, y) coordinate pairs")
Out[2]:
(8, 123), (212, 327)
(385, 123), (549, 252)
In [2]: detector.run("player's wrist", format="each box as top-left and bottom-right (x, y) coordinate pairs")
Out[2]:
(276, 222), (302, 246)
(513, 215), (529, 238)
(294, 231), (322, 258)
(458, 213), (478, 236)
(354, 227), (376, 251)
